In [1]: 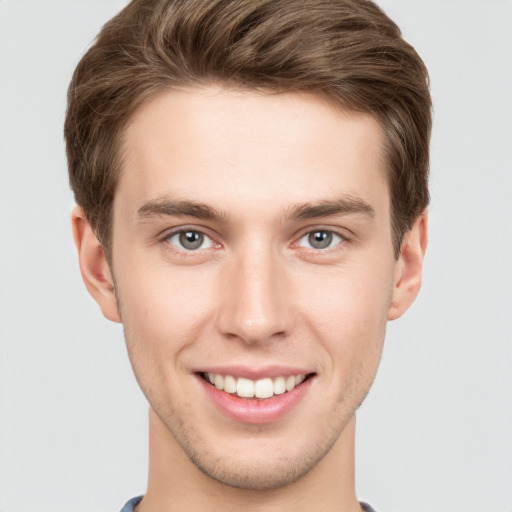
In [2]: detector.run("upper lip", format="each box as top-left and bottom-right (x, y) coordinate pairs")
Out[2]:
(194, 365), (314, 380)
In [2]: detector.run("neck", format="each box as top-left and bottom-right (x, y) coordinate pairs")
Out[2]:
(137, 408), (361, 512)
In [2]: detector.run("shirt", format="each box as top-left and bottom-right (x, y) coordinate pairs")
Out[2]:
(120, 495), (377, 511)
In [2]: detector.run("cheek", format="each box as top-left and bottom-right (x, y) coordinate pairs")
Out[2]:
(296, 263), (393, 371)
(122, 277), (209, 340)
(113, 262), (215, 371)
(114, 268), (214, 411)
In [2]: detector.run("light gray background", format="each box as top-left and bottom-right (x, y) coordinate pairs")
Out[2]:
(0, 1), (511, 511)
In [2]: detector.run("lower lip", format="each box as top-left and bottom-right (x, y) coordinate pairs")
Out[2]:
(198, 375), (313, 425)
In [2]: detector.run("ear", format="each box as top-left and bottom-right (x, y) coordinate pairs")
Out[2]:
(388, 213), (428, 321)
(71, 206), (121, 323)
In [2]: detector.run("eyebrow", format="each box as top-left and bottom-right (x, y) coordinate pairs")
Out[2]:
(137, 199), (229, 222)
(287, 197), (376, 221)
(137, 195), (375, 223)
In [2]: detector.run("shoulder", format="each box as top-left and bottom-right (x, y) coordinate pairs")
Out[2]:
(119, 496), (143, 512)
(360, 502), (378, 512)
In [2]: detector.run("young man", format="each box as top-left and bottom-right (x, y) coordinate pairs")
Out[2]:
(65, 1), (431, 510)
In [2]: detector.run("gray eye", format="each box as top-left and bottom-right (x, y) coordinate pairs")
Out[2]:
(179, 231), (204, 250)
(298, 230), (342, 250)
(168, 230), (214, 251)
(308, 231), (332, 249)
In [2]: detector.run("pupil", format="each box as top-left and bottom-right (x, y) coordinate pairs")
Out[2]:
(309, 230), (332, 249)
(180, 231), (203, 250)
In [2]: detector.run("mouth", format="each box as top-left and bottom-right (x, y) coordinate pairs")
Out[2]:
(197, 370), (315, 424)
(201, 372), (310, 399)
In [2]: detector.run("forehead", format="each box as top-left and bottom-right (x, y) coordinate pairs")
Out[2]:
(117, 86), (389, 220)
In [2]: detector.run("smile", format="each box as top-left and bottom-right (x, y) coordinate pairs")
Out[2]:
(198, 369), (314, 424)
(204, 372), (307, 399)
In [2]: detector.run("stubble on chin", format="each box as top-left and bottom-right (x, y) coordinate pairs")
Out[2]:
(152, 395), (357, 492)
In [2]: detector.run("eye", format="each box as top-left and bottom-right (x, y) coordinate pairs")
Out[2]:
(167, 230), (214, 251)
(298, 230), (343, 250)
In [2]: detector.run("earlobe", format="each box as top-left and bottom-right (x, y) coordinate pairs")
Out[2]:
(388, 213), (428, 321)
(71, 206), (121, 323)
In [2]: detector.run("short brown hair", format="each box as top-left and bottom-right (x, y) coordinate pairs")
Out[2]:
(65, 0), (431, 259)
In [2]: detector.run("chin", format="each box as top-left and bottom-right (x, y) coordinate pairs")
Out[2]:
(190, 451), (322, 490)
(168, 414), (348, 492)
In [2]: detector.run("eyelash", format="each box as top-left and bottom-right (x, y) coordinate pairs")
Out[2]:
(162, 228), (219, 256)
(160, 227), (349, 255)
(296, 229), (345, 251)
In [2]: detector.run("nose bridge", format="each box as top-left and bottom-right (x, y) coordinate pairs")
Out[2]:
(217, 241), (291, 344)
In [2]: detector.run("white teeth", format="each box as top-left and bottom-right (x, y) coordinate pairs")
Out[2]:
(224, 375), (237, 394)
(254, 378), (274, 399)
(285, 375), (296, 391)
(273, 376), (286, 395)
(214, 374), (224, 390)
(205, 372), (307, 399)
(237, 378), (255, 398)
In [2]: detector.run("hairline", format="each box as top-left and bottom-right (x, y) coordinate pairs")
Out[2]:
(99, 83), (403, 262)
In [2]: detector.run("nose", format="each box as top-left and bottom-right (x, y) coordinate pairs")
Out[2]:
(216, 246), (293, 345)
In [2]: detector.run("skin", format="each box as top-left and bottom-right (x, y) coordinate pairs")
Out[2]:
(72, 86), (427, 512)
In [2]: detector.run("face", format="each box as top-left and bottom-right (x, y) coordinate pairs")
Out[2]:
(107, 87), (402, 489)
